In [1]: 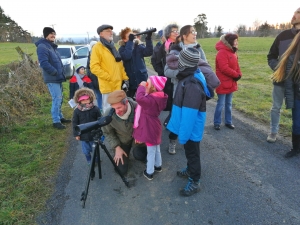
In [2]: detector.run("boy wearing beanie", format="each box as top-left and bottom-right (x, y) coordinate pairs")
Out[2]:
(69, 64), (93, 100)
(167, 47), (209, 196)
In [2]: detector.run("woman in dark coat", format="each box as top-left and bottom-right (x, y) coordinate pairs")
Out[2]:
(118, 27), (153, 98)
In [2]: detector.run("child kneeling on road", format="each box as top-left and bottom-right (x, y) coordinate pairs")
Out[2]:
(133, 76), (168, 180)
(72, 87), (102, 165)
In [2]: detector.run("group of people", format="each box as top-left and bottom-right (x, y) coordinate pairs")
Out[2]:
(35, 6), (300, 197)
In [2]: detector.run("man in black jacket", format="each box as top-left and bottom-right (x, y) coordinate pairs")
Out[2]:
(266, 7), (300, 143)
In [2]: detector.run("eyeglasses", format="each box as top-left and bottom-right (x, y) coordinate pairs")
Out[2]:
(190, 31), (197, 35)
(171, 30), (179, 34)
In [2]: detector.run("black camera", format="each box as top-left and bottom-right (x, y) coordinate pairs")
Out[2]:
(75, 108), (115, 134)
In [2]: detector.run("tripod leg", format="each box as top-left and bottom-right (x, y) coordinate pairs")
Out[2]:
(99, 142), (129, 187)
(96, 142), (102, 179)
(80, 141), (98, 208)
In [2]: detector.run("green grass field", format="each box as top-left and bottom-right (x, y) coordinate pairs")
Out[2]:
(0, 37), (292, 224)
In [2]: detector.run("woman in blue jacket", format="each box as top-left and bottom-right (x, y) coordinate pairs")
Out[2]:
(118, 27), (153, 98)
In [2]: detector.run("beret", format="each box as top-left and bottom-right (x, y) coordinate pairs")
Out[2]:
(107, 90), (126, 104)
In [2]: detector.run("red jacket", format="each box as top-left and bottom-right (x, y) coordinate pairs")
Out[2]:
(215, 37), (242, 94)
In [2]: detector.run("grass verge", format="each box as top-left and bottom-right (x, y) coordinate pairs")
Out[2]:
(0, 82), (73, 225)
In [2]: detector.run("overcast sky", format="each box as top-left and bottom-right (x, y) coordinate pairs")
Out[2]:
(1, 1), (297, 39)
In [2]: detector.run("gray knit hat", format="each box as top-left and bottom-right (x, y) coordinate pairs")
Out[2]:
(178, 47), (200, 70)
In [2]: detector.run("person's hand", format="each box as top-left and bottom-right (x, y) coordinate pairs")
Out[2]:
(75, 136), (80, 141)
(114, 146), (128, 166)
(145, 31), (153, 40)
(129, 34), (135, 41)
(233, 75), (241, 81)
(139, 81), (147, 87)
(122, 80), (129, 92)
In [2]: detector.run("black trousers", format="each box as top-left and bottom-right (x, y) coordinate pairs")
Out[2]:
(184, 140), (201, 181)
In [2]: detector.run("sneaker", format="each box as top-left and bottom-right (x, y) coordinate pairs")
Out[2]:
(168, 139), (176, 155)
(267, 133), (277, 143)
(143, 170), (153, 180)
(179, 178), (200, 196)
(214, 124), (221, 130)
(60, 118), (71, 123)
(154, 166), (162, 173)
(53, 122), (66, 129)
(177, 167), (190, 178)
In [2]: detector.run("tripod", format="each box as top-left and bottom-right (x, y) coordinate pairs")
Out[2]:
(80, 128), (129, 208)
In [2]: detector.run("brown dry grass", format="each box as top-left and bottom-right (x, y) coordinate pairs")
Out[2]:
(0, 61), (49, 129)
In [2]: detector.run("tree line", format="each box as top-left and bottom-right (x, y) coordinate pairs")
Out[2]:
(0, 6), (31, 42)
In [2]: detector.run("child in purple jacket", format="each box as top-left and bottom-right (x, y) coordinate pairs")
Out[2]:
(133, 76), (168, 180)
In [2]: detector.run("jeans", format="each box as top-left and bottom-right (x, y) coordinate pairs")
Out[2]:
(81, 141), (94, 163)
(214, 93), (233, 125)
(270, 85), (284, 134)
(292, 99), (300, 135)
(46, 83), (64, 123)
(94, 89), (102, 111)
(184, 140), (201, 181)
(146, 145), (162, 175)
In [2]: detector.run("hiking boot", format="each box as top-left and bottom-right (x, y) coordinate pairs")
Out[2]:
(179, 177), (200, 196)
(168, 139), (176, 155)
(267, 133), (277, 143)
(154, 166), (162, 173)
(60, 118), (71, 123)
(143, 170), (153, 180)
(53, 122), (66, 129)
(214, 124), (221, 130)
(284, 149), (300, 158)
(177, 167), (190, 178)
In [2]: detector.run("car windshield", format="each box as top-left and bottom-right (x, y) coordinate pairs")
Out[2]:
(57, 48), (71, 59)
(75, 45), (85, 50)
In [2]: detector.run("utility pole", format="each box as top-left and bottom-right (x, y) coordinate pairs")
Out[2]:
(87, 32), (89, 44)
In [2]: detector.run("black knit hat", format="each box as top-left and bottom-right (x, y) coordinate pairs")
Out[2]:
(178, 47), (200, 70)
(43, 27), (56, 38)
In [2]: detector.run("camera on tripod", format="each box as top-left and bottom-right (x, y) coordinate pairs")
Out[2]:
(76, 108), (129, 208)
(75, 108), (115, 134)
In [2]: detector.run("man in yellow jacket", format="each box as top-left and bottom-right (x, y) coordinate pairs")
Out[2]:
(90, 24), (129, 113)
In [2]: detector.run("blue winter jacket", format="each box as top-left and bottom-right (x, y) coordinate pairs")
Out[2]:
(167, 68), (206, 144)
(35, 38), (66, 83)
(118, 38), (153, 89)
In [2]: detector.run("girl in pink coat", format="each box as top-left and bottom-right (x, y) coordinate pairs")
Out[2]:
(133, 76), (168, 180)
(213, 33), (242, 130)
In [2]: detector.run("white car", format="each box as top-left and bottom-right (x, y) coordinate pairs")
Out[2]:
(57, 45), (90, 78)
